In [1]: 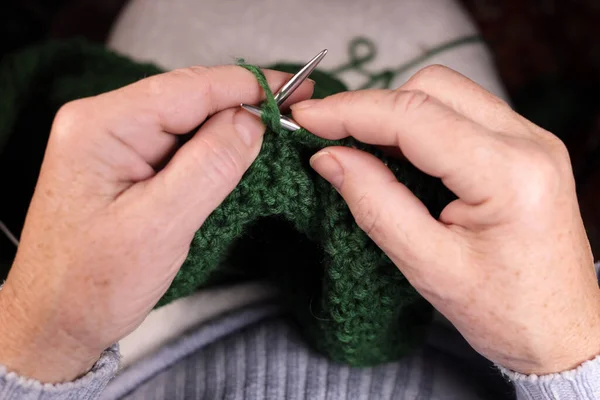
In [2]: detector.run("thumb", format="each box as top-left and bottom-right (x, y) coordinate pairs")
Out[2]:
(310, 147), (453, 281)
(145, 108), (264, 235)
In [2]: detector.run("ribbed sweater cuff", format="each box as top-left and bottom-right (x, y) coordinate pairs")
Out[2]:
(500, 354), (600, 400)
(0, 344), (119, 400)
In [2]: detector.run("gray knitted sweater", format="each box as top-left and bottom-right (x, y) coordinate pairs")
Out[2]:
(1, 263), (599, 400)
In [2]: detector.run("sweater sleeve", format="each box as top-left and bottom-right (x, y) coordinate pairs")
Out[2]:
(501, 261), (600, 400)
(0, 344), (119, 400)
(502, 355), (600, 400)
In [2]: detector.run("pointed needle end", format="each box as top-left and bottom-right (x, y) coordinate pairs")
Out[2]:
(312, 49), (328, 65)
(240, 103), (263, 118)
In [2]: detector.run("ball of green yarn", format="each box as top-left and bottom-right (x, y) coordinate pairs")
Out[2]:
(0, 39), (453, 366)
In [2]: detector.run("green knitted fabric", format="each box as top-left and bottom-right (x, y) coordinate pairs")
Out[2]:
(0, 39), (453, 366)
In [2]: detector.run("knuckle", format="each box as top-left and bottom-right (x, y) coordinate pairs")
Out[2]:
(546, 134), (571, 164)
(150, 66), (212, 96)
(390, 89), (431, 115)
(328, 91), (363, 132)
(489, 95), (513, 113)
(177, 65), (213, 102)
(408, 64), (451, 85)
(352, 192), (383, 238)
(51, 99), (92, 141)
(532, 151), (562, 184)
(174, 65), (211, 80)
(333, 90), (362, 109)
(146, 73), (171, 96)
(509, 146), (561, 204)
(196, 137), (245, 186)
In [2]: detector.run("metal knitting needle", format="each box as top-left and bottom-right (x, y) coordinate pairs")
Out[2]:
(273, 49), (327, 106)
(240, 49), (328, 131)
(240, 104), (301, 131)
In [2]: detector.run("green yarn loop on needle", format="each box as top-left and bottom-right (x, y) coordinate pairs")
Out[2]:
(237, 61), (286, 132)
(0, 39), (454, 366)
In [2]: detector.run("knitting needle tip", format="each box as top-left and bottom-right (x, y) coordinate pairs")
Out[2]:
(273, 49), (328, 106)
(240, 103), (261, 117)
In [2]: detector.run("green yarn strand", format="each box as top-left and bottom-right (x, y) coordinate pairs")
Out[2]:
(331, 35), (483, 89)
(237, 61), (284, 131)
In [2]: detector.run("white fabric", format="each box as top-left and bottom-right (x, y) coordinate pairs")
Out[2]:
(108, 0), (507, 97)
(108, 0), (508, 368)
(118, 282), (277, 367)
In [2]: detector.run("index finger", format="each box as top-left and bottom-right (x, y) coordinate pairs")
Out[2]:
(101, 65), (313, 134)
(291, 89), (506, 205)
(76, 66), (313, 168)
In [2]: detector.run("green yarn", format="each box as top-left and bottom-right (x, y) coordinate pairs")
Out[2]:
(236, 62), (284, 131)
(270, 36), (483, 92)
(331, 35), (483, 89)
(0, 39), (453, 366)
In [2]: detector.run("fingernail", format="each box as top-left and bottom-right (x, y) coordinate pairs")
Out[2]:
(307, 78), (316, 85)
(310, 151), (344, 190)
(291, 99), (320, 111)
(234, 109), (265, 147)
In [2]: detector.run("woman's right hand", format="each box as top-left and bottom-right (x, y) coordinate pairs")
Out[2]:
(292, 65), (600, 375)
(0, 66), (312, 383)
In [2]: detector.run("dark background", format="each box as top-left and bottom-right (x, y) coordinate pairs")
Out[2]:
(1, 0), (600, 256)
